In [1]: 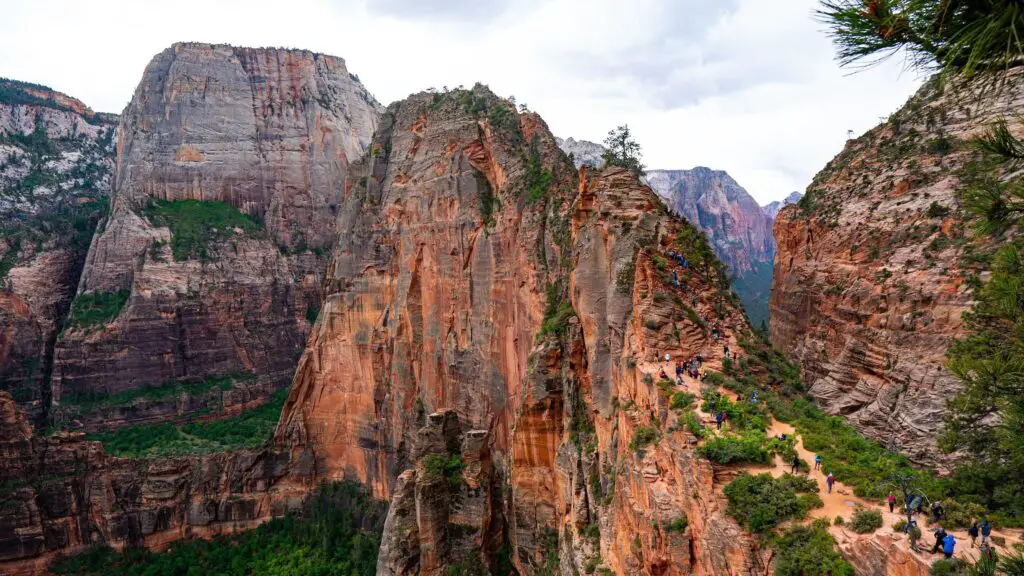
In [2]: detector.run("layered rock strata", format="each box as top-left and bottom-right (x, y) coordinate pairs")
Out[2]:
(0, 80), (117, 424)
(50, 43), (381, 428)
(770, 75), (1024, 465)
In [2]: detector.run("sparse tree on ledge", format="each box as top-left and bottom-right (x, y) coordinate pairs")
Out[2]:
(602, 124), (645, 178)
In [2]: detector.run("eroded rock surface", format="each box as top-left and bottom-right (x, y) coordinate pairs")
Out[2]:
(0, 80), (117, 424)
(276, 86), (767, 575)
(50, 43), (381, 428)
(770, 75), (1024, 465)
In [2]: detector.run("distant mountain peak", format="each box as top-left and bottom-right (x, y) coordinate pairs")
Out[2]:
(762, 191), (803, 220)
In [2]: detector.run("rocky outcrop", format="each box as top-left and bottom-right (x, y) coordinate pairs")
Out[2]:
(556, 136), (605, 169)
(646, 168), (775, 328)
(762, 191), (802, 221)
(276, 85), (766, 575)
(50, 43), (381, 429)
(0, 79), (117, 424)
(0, 390), (315, 576)
(770, 75), (1024, 465)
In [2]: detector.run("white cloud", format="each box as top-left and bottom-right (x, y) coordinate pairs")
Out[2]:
(0, 0), (923, 204)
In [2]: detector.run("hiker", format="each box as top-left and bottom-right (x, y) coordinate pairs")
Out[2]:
(931, 501), (944, 523)
(968, 521), (979, 548)
(980, 519), (992, 546)
(887, 493), (896, 514)
(908, 521), (921, 551)
(724, 346), (730, 359)
(826, 472), (835, 494)
(715, 411), (724, 430)
(672, 269), (680, 286)
(814, 454), (822, 470)
(675, 362), (683, 379)
(942, 532), (956, 559)
(932, 527), (947, 554)
(659, 368), (669, 381)
(791, 455), (800, 474)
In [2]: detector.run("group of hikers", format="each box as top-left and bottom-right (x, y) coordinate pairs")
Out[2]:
(925, 519), (993, 560)
(890, 494), (996, 561)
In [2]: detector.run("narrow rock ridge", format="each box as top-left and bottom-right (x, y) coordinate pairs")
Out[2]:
(49, 43), (381, 429)
(770, 73), (1024, 465)
(275, 85), (768, 574)
(645, 168), (775, 328)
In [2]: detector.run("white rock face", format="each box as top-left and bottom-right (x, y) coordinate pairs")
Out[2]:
(555, 136), (605, 168)
(762, 191), (802, 220)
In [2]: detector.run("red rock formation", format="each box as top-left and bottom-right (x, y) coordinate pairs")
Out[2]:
(50, 43), (381, 428)
(275, 86), (767, 574)
(770, 75), (1024, 465)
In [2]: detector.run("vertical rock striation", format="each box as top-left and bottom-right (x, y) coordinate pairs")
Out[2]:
(50, 43), (381, 428)
(277, 86), (766, 574)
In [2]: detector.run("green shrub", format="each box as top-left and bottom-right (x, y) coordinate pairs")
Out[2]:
(835, 516), (844, 526)
(68, 289), (130, 329)
(938, 499), (987, 530)
(929, 558), (970, 576)
(850, 508), (883, 534)
(773, 521), (854, 576)
(663, 516), (688, 533)
(630, 426), (660, 451)
(927, 201), (951, 219)
(683, 411), (705, 439)
(422, 454), (465, 489)
(144, 199), (259, 261)
(49, 481), (385, 576)
(669, 392), (695, 411)
(699, 432), (769, 465)
(724, 473), (821, 532)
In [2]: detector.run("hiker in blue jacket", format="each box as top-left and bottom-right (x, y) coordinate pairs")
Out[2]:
(981, 519), (992, 546)
(942, 533), (956, 559)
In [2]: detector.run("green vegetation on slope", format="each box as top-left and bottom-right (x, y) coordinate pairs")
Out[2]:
(68, 289), (129, 329)
(49, 480), (385, 576)
(772, 520), (854, 576)
(86, 388), (286, 457)
(143, 199), (260, 261)
(724, 472), (823, 533)
(62, 373), (255, 412)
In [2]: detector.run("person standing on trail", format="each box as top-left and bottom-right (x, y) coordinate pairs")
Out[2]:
(791, 455), (800, 474)
(932, 527), (947, 554)
(716, 411), (724, 430)
(826, 472), (835, 494)
(942, 533), (956, 559)
(675, 362), (683, 380)
(814, 454), (822, 470)
(931, 501), (944, 523)
(968, 521), (979, 548)
(981, 519), (992, 546)
(724, 346), (730, 359)
(887, 493), (896, 513)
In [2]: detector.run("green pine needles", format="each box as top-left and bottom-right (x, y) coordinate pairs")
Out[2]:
(817, 0), (1024, 85)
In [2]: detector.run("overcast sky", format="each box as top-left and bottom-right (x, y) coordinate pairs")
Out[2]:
(0, 0), (923, 204)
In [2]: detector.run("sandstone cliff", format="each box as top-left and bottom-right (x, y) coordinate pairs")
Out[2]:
(274, 85), (768, 575)
(646, 168), (775, 328)
(770, 75), (1024, 465)
(0, 390), (314, 575)
(0, 79), (117, 424)
(50, 43), (381, 429)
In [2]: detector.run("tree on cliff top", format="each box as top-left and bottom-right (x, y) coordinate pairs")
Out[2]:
(602, 124), (645, 178)
(817, 0), (1024, 85)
